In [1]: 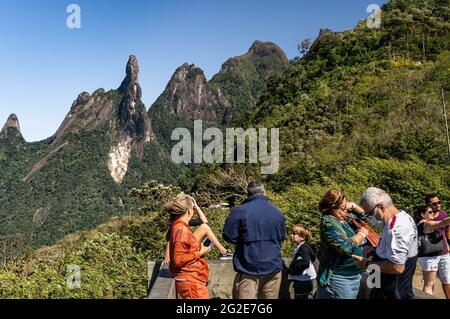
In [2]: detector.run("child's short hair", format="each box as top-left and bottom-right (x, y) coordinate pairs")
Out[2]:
(292, 224), (312, 242)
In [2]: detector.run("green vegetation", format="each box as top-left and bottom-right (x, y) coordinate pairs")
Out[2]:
(0, 92), (180, 248)
(0, 182), (230, 298)
(0, 0), (449, 298)
(186, 0), (450, 259)
(209, 41), (289, 124)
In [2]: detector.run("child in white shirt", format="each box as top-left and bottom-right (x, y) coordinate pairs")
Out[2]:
(288, 225), (317, 299)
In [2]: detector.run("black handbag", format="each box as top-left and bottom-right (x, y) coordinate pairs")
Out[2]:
(418, 222), (444, 257)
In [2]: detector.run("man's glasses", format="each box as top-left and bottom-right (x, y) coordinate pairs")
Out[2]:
(367, 203), (380, 217)
(430, 201), (441, 207)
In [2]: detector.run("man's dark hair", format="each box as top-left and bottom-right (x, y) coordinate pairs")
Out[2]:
(425, 193), (440, 204)
(247, 181), (265, 196)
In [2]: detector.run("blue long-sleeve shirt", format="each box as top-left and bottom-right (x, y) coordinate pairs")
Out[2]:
(222, 194), (286, 276)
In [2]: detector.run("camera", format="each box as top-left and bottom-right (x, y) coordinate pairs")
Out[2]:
(202, 238), (215, 248)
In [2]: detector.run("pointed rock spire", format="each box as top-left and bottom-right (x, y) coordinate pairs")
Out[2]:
(118, 55), (141, 99)
(116, 55), (153, 157)
(0, 113), (23, 140)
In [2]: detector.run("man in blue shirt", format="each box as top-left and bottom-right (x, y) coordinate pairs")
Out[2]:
(222, 181), (286, 299)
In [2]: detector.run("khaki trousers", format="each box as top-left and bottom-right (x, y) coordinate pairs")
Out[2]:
(232, 271), (282, 299)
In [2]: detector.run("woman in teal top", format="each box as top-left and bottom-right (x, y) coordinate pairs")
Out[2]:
(316, 189), (369, 299)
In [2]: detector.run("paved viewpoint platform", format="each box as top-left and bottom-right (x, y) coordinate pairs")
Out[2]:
(147, 259), (438, 299)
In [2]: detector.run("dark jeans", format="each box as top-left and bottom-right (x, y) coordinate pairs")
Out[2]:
(293, 280), (314, 299)
(370, 255), (418, 299)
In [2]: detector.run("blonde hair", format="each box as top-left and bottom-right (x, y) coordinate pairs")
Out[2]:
(163, 193), (194, 221)
(292, 224), (312, 242)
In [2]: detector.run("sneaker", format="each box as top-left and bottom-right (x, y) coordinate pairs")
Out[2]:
(220, 249), (234, 261)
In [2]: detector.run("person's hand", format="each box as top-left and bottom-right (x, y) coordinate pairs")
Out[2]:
(352, 255), (366, 269)
(199, 245), (211, 257)
(194, 201), (201, 212)
(347, 201), (365, 213)
(359, 227), (369, 237)
(163, 256), (170, 266)
(193, 199), (209, 224)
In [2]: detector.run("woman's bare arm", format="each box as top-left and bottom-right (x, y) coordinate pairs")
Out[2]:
(425, 217), (450, 231)
(194, 199), (208, 224)
(163, 241), (170, 265)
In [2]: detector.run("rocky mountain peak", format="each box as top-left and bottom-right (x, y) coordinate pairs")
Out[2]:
(114, 55), (153, 167)
(118, 55), (140, 96)
(152, 63), (229, 122)
(247, 40), (288, 61)
(0, 113), (23, 139)
(51, 55), (153, 151)
(172, 63), (205, 82)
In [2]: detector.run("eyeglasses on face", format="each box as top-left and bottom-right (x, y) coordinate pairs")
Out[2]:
(367, 203), (380, 217)
(430, 201), (441, 207)
(335, 200), (348, 212)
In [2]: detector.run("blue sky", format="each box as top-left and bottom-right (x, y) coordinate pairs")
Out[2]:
(0, 0), (388, 142)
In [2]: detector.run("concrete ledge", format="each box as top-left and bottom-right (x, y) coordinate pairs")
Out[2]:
(148, 263), (177, 299)
(148, 259), (437, 299)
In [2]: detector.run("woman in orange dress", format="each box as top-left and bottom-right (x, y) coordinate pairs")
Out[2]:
(164, 193), (214, 299)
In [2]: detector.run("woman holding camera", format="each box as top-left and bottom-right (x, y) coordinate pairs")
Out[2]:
(164, 193), (230, 299)
(316, 189), (369, 299)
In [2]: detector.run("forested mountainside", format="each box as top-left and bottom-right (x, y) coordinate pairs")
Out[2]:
(0, 0), (449, 299)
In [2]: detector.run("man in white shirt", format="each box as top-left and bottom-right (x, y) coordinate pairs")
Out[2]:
(354, 187), (418, 299)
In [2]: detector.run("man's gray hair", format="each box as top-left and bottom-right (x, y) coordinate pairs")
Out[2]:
(360, 187), (393, 211)
(247, 181), (265, 196)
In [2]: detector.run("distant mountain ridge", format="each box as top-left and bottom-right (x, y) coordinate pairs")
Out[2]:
(149, 40), (289, 148)
(0, 55), (175, 246)
(0, 41), (289, 247)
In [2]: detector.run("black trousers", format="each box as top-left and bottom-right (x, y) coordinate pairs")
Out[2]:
(293, 280), (314, 299)
(370, 255), (418, 299)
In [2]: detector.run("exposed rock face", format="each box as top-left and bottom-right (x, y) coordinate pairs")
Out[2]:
(106, 55), (154, 183)
(51, 91), (116, 145)
(107, 136), (133, 184)
(0, 114), (23, 140)
(42, 55), (154, 184)
(117, 55), (153, 156)
(152, 63), (230, 122)
(52, 55), (153, 154)
(148, 41), (289, 149)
